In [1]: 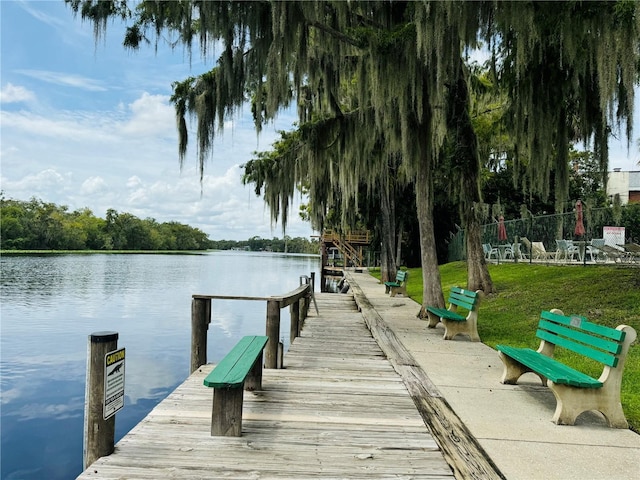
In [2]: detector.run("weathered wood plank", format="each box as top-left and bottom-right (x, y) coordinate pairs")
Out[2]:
(77, 291), (456, 479)
(347, 272), (506, 480)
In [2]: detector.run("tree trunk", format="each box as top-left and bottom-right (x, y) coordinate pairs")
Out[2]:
(465, 215), (495, 293)
(416, 157), (445, 316)
(379, 172), (397, 283)
(449, 57), (494, 294)
(395, 219), (404, 267)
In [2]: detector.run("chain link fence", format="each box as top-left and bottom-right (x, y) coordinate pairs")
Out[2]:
(447, 204), (640, 262)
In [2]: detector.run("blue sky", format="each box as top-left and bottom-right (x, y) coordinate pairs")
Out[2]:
(1, 1), (639, 242)
(0, 0), (311, 241)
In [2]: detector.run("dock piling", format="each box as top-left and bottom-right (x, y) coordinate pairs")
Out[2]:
(83, 331), (118, 470)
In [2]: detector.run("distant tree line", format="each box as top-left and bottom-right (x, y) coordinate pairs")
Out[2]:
(0, 195), (319, 254)
(0, 196), (213, 251)
(210, 236), (319, 254)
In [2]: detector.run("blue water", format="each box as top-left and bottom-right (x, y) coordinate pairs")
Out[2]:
(0, 251), (320, 480)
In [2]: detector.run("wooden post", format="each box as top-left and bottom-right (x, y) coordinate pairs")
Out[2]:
(211, 387), (243, 436)
(191, 297), (210, 373)
(265, 299), (280, 368)
(290, 300), (300, 344)
(84, 331), (118, 470)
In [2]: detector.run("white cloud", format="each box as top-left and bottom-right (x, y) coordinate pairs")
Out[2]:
(118, 92), (176, 137)
(0, 83), (36, 104)
(15, 69), (108, 92)
(126, 175), (143, 188)
(80, 176), (108, 195)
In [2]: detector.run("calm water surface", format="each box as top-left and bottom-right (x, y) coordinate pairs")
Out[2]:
(0, 251), (320, 480)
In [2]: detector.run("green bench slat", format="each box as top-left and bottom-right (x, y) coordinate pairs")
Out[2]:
(425, 306), (465, 322)
(496, 345), (602, 388)
(447, 293), (476, 311)
(451, 287), (478, 303)
(396, 271), (408, 281)
(535, 329), (618, 368)
(384, 270), (408, 288)
(538, 319), (622, 356)
(540, 310), (626, 342)
(204, 335), (269, 389)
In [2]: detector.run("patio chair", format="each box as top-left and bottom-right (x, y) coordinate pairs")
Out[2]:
(531, 242), (556, 261)
(512, 241), (528, 260)
(599, 244), (628, 263)
(483, 243), (499, 260)
(555, 239), (578, 262)
(566, 240), (581, 260)
(520, 237), (533, 259)
(587, 238), (606, 262)
(623, 243), (640, 263)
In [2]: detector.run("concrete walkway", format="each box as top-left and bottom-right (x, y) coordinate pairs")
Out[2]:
(345, 270), (640, 480)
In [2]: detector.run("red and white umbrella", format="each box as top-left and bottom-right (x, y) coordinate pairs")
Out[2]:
(574, 200), (585, 237)
(498, 215), (508, 242)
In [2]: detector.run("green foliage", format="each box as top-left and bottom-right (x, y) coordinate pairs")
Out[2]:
(381, 262), (640, 433)
(0, 196), (212, 251)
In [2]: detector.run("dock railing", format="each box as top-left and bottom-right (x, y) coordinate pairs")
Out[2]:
(190, 272), (316, 373)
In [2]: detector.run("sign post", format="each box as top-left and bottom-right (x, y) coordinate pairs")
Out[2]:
(83, 332), (122, 470)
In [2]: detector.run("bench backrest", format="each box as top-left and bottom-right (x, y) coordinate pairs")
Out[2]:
(204, 335), (269, 388)
(396, 270), (408, 283)
(447, 286), (479, 311)
(536, 311), (626, 367)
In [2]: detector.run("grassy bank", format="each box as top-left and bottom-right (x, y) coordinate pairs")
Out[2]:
(373, 262), (640, 433)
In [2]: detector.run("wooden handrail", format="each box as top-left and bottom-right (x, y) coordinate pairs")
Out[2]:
(190, 273), (315, 373)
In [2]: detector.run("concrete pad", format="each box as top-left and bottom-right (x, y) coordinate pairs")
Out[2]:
(346, 270), (640, 480)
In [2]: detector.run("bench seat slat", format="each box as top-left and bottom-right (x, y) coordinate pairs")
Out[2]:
(496, 345), (602, 388)
(426, 306), (465, 322)
(204, 336), (269, 388)
(536, 329), (618, 367)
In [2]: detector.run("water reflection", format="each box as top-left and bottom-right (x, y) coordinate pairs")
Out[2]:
(0, 251), (320, 480)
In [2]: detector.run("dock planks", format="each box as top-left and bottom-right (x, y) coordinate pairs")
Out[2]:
(77, 292), (455, 479)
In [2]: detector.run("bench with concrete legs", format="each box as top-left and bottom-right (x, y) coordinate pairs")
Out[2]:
(425, 286), (482, 341)
(497, 309), (636, 428)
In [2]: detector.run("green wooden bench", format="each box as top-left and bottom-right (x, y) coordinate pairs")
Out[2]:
(497, 309), (637, 428)
(425, 286), (482, 341)
(384, 270), (408, 297)
(203, 335), (269, 436)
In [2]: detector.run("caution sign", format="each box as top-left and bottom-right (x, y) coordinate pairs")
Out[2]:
(104, 348), (125, 420)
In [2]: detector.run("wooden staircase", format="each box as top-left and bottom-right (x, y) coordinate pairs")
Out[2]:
(321, 230), (370, 268)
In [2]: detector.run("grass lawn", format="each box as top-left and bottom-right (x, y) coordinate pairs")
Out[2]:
(372, 262), (640, 433)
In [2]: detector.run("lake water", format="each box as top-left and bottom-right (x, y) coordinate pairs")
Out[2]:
(0, 251), (320, 480)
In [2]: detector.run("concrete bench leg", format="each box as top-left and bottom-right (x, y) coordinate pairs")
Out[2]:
(498, 351), (548, 386)
(442, 318), (480, 342)
(426, 311), (441, 328)
(211, 387), (243, 436)
(548, 382), (629, 428)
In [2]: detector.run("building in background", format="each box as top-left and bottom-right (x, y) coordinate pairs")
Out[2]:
(607, 169), (640, 204)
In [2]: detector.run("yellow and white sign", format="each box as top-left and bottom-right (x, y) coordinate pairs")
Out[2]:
(104, 348), (125, 420)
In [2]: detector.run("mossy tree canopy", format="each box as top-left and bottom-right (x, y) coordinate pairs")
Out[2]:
(67, 0), (639, 239)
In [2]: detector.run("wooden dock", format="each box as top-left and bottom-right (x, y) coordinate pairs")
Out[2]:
(77, 292), (455, 479)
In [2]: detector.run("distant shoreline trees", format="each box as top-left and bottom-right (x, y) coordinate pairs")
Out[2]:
(0, 195), (318, 254)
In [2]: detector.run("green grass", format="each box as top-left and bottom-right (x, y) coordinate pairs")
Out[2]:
(372, 263), (640, 432)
